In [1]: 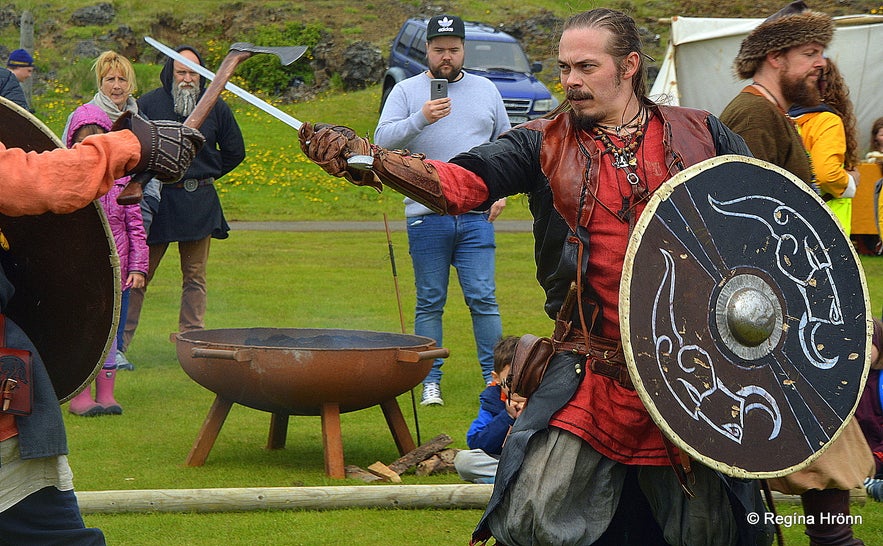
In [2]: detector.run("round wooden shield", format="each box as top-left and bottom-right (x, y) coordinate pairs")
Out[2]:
(620, 155), (871, 479)
(0, 96), (119, 402)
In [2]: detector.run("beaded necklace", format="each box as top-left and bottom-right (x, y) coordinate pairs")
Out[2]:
(592, 124), (645, 169)
(595, 107), (643, 135)
(590, 112), (652, 224)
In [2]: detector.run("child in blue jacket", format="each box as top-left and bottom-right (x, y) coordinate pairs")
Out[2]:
(455, 335), (525, 484)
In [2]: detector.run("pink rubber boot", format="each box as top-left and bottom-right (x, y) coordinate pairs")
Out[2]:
(95, 368), (122, 415)
(68, 383), (102, 416)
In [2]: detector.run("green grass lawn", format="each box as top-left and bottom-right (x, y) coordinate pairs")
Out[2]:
(66, 230), (546, 544)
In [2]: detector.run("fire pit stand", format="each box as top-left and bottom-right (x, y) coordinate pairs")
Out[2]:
(175, 328), (447, 479)
(185, 394), (421, 478)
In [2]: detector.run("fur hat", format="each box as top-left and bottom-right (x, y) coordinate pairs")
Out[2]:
(734, 1), (833, 79)
(6, 48), (33, 67)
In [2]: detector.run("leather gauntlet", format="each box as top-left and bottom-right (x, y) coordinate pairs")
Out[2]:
(298, 122), (380, 190)
(113, 112), (204, 183)
(371, 148), (448, 214)
(299, 122), (448, 214)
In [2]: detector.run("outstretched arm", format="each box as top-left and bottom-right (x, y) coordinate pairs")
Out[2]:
(0, 132), (139, 216)
(299, 122), (490, 215)
(1, 116), (204, 215)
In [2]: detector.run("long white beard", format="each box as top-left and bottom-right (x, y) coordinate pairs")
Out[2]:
(173, 82), (199, 118)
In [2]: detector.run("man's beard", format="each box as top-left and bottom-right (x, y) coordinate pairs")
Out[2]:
(173, 82), (200, 118)
(781, 72), (820, 108)
(566, 90), (604, 131)
(568, 106), (604, 131)
(565, 75), (625, 130)
(429, 63), (462, 82)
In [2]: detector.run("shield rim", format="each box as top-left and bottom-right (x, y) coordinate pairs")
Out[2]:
(619, 153), (872, 479)
(0, 95), (120, 403)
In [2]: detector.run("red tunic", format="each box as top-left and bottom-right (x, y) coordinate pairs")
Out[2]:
(549, 117), (671, 466)
(431, 116), (704, 465)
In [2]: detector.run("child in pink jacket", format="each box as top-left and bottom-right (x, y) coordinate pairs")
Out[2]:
(65, 103), (148, 416)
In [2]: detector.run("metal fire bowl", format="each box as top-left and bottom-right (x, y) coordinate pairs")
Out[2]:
(175, 328), (447, 415)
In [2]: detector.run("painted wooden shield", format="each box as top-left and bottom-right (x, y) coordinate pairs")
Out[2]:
(620, 155), (871, 478)
(0, 96), (119, 402)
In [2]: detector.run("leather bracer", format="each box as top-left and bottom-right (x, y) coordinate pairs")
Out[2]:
(372, 148), (448, 214)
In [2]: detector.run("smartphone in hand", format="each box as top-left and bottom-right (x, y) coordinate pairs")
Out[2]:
(430, 78), (448, 100)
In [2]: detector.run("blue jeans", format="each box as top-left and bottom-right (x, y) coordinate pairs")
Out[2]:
(116, 288), (129, 350)
(407, 212), (502, 385)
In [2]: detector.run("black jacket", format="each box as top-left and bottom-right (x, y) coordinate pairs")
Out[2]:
(0, 69), (28, 112)
(137, 46), (245, 243)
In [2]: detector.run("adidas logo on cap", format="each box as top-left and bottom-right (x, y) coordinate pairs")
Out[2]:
(427, 14), (465, 39)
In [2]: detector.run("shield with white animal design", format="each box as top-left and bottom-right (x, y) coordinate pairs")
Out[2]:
(620, 154), (871, 478)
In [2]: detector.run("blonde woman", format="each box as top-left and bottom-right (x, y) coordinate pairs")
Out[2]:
(63, 51), (159, 371)
(63, 51), (138, 143)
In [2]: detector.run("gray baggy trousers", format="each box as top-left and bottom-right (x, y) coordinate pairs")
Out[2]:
(487, 427), (738, 546)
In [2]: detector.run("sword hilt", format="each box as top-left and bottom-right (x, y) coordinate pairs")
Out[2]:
(117, 170), (151, 205)
(347, 155), (374, 171)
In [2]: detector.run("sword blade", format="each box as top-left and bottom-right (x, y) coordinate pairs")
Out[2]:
(144, 36), (303, 130)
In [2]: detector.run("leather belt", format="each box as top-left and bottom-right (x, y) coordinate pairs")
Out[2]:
(553, 333), (634, 390)
(172, 177), (215, 192)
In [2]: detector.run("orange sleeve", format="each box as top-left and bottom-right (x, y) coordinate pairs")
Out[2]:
(0, 131), (141, 216)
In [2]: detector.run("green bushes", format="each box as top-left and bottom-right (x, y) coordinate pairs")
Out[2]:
(203, 22), (325, 95)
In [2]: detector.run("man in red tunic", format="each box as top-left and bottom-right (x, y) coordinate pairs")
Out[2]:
(299, 8), (773, 546)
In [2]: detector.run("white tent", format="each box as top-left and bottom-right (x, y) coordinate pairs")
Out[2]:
(649, 14), (883, 146)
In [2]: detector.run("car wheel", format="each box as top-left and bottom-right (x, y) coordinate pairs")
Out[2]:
(379, 85), (394, 114)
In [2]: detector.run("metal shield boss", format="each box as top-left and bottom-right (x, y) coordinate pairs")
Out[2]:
(620, 155), (871, 478)
(0, 96), (120, 402)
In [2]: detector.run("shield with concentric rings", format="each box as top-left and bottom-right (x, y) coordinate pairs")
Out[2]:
(620, 154), (871, 478)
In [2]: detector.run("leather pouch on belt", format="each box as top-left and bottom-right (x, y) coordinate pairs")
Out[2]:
(0, 315), (33, 415)
(372, 148), (448, 214)
(507, 334), (555, 399)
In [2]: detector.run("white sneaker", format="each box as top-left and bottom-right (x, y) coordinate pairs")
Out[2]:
(420, 383), (443, 406)
(115, 350), (135, 371)
(865, 477), (883, 502)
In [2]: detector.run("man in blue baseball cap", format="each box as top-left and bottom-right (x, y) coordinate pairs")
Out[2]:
(1, 49), (29, 111)
(6, 49), (34, 83)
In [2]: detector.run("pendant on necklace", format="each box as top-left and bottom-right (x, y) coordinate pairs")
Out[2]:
(613, 153), (630, 169)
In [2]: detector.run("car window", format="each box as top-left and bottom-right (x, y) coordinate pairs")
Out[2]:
(465, 40), (532, 73)
(396, 23), (419, 56)
(409, 29), (427, 64)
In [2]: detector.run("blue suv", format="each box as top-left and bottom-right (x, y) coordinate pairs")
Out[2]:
(381, 18), (558, 125)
